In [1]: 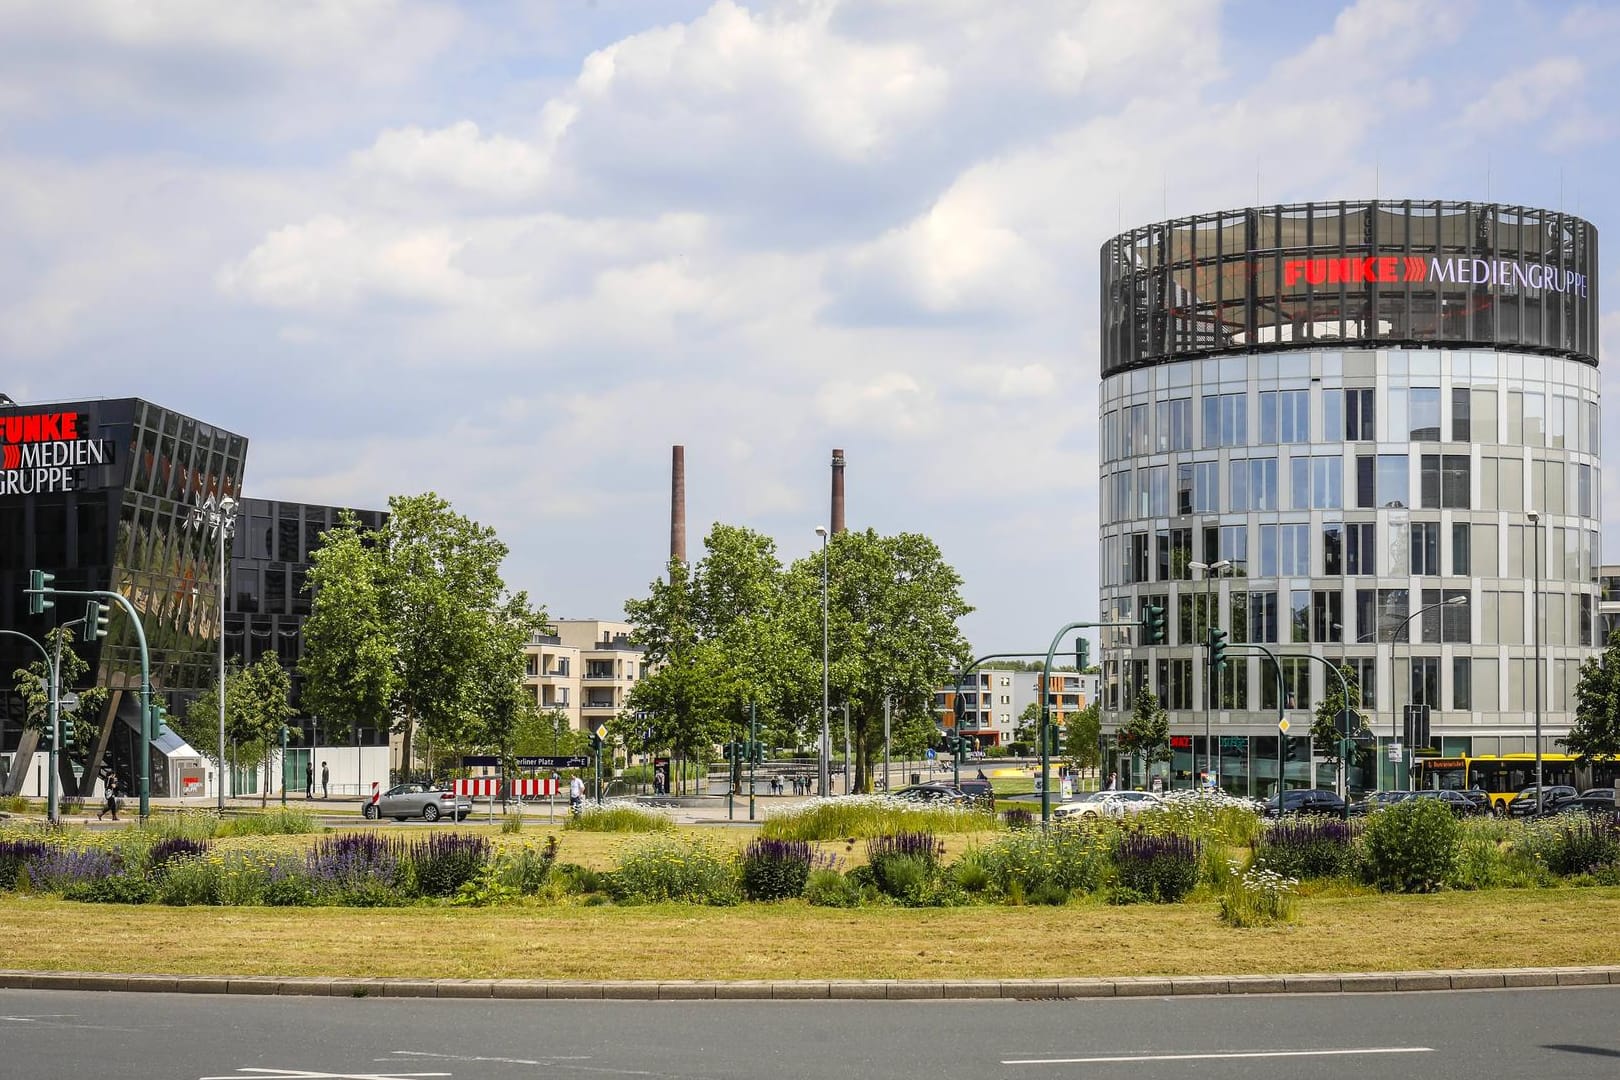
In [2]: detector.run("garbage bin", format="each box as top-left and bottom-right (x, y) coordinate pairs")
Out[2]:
(910, 773), (921, 784)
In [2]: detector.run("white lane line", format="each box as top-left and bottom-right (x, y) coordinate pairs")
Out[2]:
(1003, 1046), (1434, 1065)
(391, 1050), (592, 1065)
(197, 1069), (451, 1080)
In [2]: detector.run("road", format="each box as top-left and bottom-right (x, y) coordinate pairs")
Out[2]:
(3, 985), (1617, 1079)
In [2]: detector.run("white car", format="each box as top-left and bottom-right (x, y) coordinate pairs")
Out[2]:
(1051, 790), (1165, 821)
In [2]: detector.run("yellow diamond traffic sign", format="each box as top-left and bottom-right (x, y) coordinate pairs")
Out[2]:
(595, 723), (608, 741)
(1277, 718), (1290, 733)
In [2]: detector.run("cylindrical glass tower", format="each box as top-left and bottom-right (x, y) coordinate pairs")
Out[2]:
(1097, 200), (1601, 798)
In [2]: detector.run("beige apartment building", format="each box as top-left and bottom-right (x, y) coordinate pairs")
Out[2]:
(550, 619), (644, 731)
(523, 631), (582, 731)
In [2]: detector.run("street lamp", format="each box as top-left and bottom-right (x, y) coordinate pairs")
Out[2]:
(188, 493), (238, 811)
(1189, 559), (1231, 791)
(1528, 510), (1544, 815)
(1388, 593), (1468, 791)
(815, 525), (830, 797)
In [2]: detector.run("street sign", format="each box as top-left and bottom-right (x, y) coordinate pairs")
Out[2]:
(1277, 718), (1290, 733)
(462, 755), (499, 767)
(518, 755), (590, 769)
(58, 692), (79, 711)
(594, 723), (608, 742)
(952, 692), (966, 723)
(1334, 707), (1360, 736)
(1388, 741), (1403, 762)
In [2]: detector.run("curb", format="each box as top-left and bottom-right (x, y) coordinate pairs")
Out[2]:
(2, 966), (1617, 1001)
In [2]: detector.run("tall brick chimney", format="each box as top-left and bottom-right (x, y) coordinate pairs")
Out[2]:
(670, 445), (686, 564)
(830, 448), (846, 535)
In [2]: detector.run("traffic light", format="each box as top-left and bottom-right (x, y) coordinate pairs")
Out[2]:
(1046, 722), (1061, 757)
(954, 735), (969, 764)
(28, 569), (55, 615)
(1207, 627), (1228, 671)
(1075, 637), (1091, 670)
(82, 600), (110, 642)
(149, 700), (171, 737)
(1143, 604), (1167, 645)
(60, 713), (75, 745)
(752, 741), (764, 765)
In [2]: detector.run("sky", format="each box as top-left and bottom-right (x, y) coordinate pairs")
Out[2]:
(2, 0), (1618, 654)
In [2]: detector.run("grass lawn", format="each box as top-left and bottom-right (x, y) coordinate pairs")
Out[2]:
(2, 889), (1617, 981)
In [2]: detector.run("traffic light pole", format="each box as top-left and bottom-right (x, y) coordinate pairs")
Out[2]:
(0, 630), (54, 821)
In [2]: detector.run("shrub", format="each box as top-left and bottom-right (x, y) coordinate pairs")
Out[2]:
(495, 837), (559, 894)
(1360, 799), (1460, 892)
(263, 874), (317, 907)
(609, 838), (739, 904)
(217, 809), (322, 837)
(407, 834), (491, 897)
(306, 833), (408, 899)
(981, 823), (1112, 900)
(949, 849), (994, 895)
(761, 796), (997, 841)
(147, 837), (211, 878)
(1218, 863), (1300, 927)
(1253, 818), (1357, 880)
(155, 856), (222, 905)
(0, 795), (29, 814)
(1114, 832), (1201, 902)
(866, 833), (943, 904)
(1522, 816), (1620, 877)
(565, 802), (675, 833)
(803, 867), (861, 907)
(501, 816), (524, 835)
(1001, 808), (1035, 830)
(23, 847), (122, 892)
(0, 839), (50, 889)
(145, 809), (222, 842)
(740, 838), (814, 901)
(1145, 791), (1264, 847)
(63, 874), (154, 904)
(554, 863), (606, 895)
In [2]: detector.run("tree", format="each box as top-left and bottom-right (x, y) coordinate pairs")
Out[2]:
(1312, 663), (1367, 767)
(513, 709), (590, 757)
(784, 529), (972, 793)
(1062, 701), (1101, 770)
(10, 628), (109, 777)
(1561, 629), (1620, 765)
(1013, 701), (1041, 746)
(300, 494), (545, 780)
(1115, 683), (1169, 772)
(178, 654), (297, 805)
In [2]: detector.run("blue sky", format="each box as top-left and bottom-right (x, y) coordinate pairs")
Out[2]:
(2, 0), (1617, 652)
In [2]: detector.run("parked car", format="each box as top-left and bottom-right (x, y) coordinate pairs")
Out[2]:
(1540, 789), (1618, 819)
(1348, 790), (1411, 816)
(956, 778), (995, 810)
(1456, 789), (1493, 815)
(1506, 785), (1579, 817)
(891, 783), (970, 805)
(1263, 788), (1347, 818)
(1406, 789), (1485, 816)
(1051, 790), (1164, 821)
(365, 783), (473, 821)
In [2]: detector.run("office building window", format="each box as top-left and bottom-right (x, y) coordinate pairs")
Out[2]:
(1409, 387), (1441, 440)
(1248, 591), (1278, 643)
(1451, 387), (1471, 441)
(1452, 657), (1472, 711)
(1323, 388), (1343, 443)
(1312, 590), (1343, 643)
(1411, 522), (1441, 575)
(1451, 523), (1471, 576)
(1279, 524), (1310, 576)
(1345, 522), (1376, 574)
(1410, 657), (1441, 709)
(1157, 398), (1192, 452)
(1221, 525), (1248, 571)
(1377, 455), (1409, 508)
(1192, 461), (1219, 512)
(1420, 587), (1472, 644)
(1323, 524), (1343, 575)
(1348, 657), (1377, 710)
(1260, 389), (1309, 444)
(1290, 589), (1310, 643)
(1203, 393), (1247, 448)
(1346, 388), (1375, 440)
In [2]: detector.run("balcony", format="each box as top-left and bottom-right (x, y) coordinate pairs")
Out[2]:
(584, 671), (618, 682)
(583, 699), (618, 711)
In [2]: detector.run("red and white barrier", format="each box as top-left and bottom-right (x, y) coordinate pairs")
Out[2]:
(369, 781), (380, 808)
(454, 778), (500, 797)
(512, 778), (558, 797)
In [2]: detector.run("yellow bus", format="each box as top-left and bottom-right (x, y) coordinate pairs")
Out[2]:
(1414, 754), (1620, 813)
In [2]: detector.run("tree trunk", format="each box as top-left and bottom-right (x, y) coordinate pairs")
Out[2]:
(399, 710), (415, 783)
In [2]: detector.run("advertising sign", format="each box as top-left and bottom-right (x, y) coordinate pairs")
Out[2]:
(0, 411), (116, 496)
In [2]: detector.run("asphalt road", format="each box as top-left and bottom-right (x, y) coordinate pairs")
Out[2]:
(4, 985), (1619, 1079)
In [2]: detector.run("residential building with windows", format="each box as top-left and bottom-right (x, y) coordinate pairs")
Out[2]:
(1098, 200), (1602, 796)
(551, 619), (642, 728)
(523, 630), (581, 731)
(935, 669), (1098, 747)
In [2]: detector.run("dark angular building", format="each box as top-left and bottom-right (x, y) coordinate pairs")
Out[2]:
(0, 398), (247, 797)
(224, 497), (389, 795)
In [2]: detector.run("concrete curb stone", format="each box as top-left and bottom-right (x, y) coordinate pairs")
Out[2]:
(7, 966), (1619, 1002)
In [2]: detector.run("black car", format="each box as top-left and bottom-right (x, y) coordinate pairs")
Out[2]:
(955, 778), (996, 810)
(891, 783), (970, 805)
(1348, 790), (1411, 816)
(1542, 790), (1618, 819)
(1263, 788), (1347, 818)
(1406, 789), (1484, 816)
(1507, 785), (1579, 817)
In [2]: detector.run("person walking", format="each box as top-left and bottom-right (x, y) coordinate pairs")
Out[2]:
(569, 774), (585, 818)
(305, 761), (314, 799)
(320, 761), (330, 799)
(96, 774), (120, 822)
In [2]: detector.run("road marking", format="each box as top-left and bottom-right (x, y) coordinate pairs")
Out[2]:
(393, 1050), (658, 1076)
(197, 1069), (451, 1080)
(1003, 1046), (1434, 1065)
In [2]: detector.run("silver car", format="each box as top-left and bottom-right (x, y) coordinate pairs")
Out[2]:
(364, 783), (472, 822)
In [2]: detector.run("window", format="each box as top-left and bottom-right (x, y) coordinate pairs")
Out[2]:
(1346, 523), (1376, 574)
(1290, 589), (1310, 643)
(1263, 656), (1311, 710)
(1409, 388), (1441, 440)
(1323, 388), (1343, 443)
(1220, 525), (1248, 571)
(1279, 524), (1310, 575)
(1356, 456), (1375, 508)
(1312, 457), (1342, 509)
(1261, 390), (1308, 443)
(1258, 525), (1277, 576)
(1146, 465), (1168, 517)
(1203, 393), (1246, 448)
(1420, 588), (1471, 643)
(1312, 590), (1343, 642)
(1348, 657), (1377, 709)
(1249, 592), (1279, 643)
(1216, 661), (1248, 710)
(1323, 524), (1343, 575)
(1451, 387), (1471, 442)
(1124, 404), (1149, 456)
(1170, 528), (1192, 580)
(1157, 398), (1192, 452)
(1452, 657), (1472, 711)
(1128, 533), (1149, 584)
(1156, 530), (1170, 582)
(1346, 388), (1375, 440)
(1451, 523), (1470, 576)
(1424, 454), (1471, 508)
(1410, 656), (1441, 708)
(1192, 462), (1219, 512)
(1250, 458), (1278, 511)
(1377, 455), (1408, 508)
(1229, 459), (1250, 512)
(1156, 658), (1193, 710)
(1411, 522), (1441, 575)
(1177, 465), (1194, 515)
(1523, 392), (1545, 446)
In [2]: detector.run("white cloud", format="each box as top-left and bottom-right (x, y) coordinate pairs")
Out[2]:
(351, 120), (557, 200)
(1461, 57), (1584, 130)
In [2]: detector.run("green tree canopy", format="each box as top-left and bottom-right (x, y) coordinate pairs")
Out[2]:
(1062, 701), (1102, 770)
(1115, 683), (1170, 767)
(1311, 663), (1367, 766)
(1561, 629), (1620, 765)
(10, 627), (109, 765)
(178, 653), (297, 804)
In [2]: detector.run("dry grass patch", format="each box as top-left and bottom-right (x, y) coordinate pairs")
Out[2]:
(3, 889), (1617, 981)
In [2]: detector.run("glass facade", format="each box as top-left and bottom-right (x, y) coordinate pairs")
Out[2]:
(1099, 203), (1602, 798)
(1, 398), (248, 797)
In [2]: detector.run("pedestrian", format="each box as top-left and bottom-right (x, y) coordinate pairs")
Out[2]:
(96, 774), (120, 821)
(976, 768), (988, 781)
(304, 761), (313, 799)
(569, 774), (585, 818)
(320, 761), (329, 799)
(1107, 771), (1118, 791)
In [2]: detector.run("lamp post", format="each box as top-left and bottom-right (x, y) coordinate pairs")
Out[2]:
(815, 525), (830, 797)
(1388, 594), (1468, 791)
(188, 494), (238, 811)
(1528, 510), (1543, 815)
(1188, 559), (1231, 792)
